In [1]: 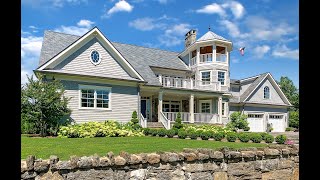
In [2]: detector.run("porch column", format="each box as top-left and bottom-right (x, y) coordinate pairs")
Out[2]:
(158, 91), (163, 122)
(196, 47), (200, 65)
(218, 96), (222, 123)
(189, 94), (194, 123)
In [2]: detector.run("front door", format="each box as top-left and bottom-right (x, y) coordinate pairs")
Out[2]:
(141, 100), (147, 118)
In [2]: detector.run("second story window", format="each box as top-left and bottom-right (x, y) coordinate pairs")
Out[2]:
(200, 46), (213, 63)
(218, 71), (225, 85)
(216, 46), (227, 62)
(201, 71), (211, 85)
(264, 86), (270, 99)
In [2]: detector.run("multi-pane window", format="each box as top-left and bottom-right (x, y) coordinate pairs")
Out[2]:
(170, 104), (180, 112)
(218, 71), (225, 85)
(163, 101), (180, 112)
(201, 71), (211, 85)
(264, 86), (270, 99)
(80, 87), (110, 109)
(269, 115), (283, 119)
(201, 102), (210, 113)
(248, 114), (263, 118)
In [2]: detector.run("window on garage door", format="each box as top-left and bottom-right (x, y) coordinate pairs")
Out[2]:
(248, 114), (263, 118)
(269, 115), (283, 119)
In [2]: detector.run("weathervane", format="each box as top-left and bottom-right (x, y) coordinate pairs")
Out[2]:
(208, 25), (211, 31)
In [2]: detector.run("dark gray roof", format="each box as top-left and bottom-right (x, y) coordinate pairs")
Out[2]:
(230, 79), (240, 84)
(239, 73), (269, 102)
(37, 30), (189, 86)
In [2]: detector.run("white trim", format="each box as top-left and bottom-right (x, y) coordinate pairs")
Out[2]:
(222, 102), (227, 117)
(89, 49), (102, 65)
(200, 70), (212, 86)
(239, 75), (260, 82)
(199, 100), (212, 113)
(243, 73), (291, 105)
(38, 27), (145, 81)
(78, 84), (112, 110)
(215, 44), (228, 63)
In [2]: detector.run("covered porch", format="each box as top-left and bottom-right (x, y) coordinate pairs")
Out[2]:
(139, 87), (226, 129)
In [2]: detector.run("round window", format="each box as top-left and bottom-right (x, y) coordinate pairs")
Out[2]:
(90, 50), (101, 65)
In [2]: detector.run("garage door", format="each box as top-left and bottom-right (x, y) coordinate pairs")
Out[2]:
(247, 114), (264, 132)
(268, 115), (284, 132)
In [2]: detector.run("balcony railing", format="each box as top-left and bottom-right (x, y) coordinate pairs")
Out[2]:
(160, 76), (221, 91)
(200, 53), (213, 63)
(163, 112), (219, 124)
(190, 57), (196, 66)
(163, 112), (190, 123)
(216, 53), (227, 62)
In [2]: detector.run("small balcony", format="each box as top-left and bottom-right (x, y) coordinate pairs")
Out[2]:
(160, 76), (221, 92)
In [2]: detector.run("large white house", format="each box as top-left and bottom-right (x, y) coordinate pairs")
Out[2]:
(35, 27), (292, 132)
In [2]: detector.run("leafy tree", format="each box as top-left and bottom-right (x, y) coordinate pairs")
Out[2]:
(21, 74), (71, 137)
(226, 112), (250, 131)
(173, 112), (183, 129)
(278, 76), (299, 128)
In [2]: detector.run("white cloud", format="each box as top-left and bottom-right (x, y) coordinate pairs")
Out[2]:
(253, 45), (270, 58)
(21, 35), (43, 84)
(129, 18), (164, 31)
(196, 3), (226, 17)
(272, 45), (299, 60)
(77, 20), (94, 28)
(165, 23), (191, 36)
(107, 0), (133, 16)
(54, 19), (94, 36)
(222, 1), (245, 19)
(159, 23), (191, 47)
(157, 0), (168, 4)
(219, 20), (240, 38)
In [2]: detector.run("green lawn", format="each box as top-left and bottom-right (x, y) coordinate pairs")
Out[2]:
(21, 136), (267, 160)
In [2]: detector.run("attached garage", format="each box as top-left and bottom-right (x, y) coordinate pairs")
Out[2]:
(268, 114), (285, 132)
(247, 114), (264, 132)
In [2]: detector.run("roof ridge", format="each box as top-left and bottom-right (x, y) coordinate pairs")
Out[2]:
(44, 30), (81, 37)
(112, 41), (180, 54)
(239, 72), (269, 81)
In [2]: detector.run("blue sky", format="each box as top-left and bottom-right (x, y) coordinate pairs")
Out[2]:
(21, 0), (299, 87)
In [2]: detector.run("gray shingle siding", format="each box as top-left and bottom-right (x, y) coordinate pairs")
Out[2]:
(61, 80), (139, 123)
(53, 37), (137, 81)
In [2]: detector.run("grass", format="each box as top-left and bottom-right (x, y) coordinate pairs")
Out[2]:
(22, 136), (267, 160)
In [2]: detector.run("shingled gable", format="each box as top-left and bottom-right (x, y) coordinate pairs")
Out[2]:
(37, 27), (145, 81)
(240, 73), (291, 105)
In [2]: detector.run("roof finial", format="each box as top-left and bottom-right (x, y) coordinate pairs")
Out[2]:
(208, 25), (211, 31)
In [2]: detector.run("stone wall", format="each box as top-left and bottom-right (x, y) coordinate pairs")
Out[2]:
(21, 144), (299, 180)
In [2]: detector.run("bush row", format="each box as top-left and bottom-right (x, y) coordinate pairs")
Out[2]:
(142, 128), (287, 144)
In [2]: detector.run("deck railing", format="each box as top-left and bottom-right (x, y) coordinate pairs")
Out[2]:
(194, 113), (219, 123)
(139, 113), (147, 128)
(159, 112), (171, 130)
(163, 112), (190, 123)
(160, 77), (221, 91)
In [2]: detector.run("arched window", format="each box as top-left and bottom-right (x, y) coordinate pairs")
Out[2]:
(264, 86), (270, 99)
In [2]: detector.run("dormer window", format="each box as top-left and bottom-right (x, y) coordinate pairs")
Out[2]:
(264, 86), (270, 99)
(90, 50), (101, 65)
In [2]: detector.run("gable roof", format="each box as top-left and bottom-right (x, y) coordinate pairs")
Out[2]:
(196, 31), (230, 42)
(37, 29), (190, 86)
(229, 72), (291, 106)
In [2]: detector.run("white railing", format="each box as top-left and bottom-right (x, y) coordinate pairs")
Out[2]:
(216, 53), (227, 62)
(139, 113), (147, 128)
(200, 53), (213, 63)
(190, 57), (196, 66)
(163, 112), (190, 123)
(160, 76), (221, 91)
(159, 112), (171, 130)
(194, 113), (219, 123)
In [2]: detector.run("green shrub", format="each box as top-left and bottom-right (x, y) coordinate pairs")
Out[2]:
(173, 112), (183, 129)
(172, 128), (179, 135)
(226, 132), (237, 142)
(142, 128), (151, 135)
(188, 131), (199, 140)
(250, 133), (262, 143)
(150, 129), (158, 136)
(275, 135), (287, 144)
(165, 129), (176, 138)
(199, 131), (211, 140)
(212, 132), (224, 141)
(260, 132), (268, 141)
(131, 111), (139, 124)
(264, 134), (274, 143)
(244, 126), (250, 131)
(178, 130), (187, 139)
(226, 112), (250, 132)
(157, 129), (167, 137)
(289, 111), (299, 128)
(238, 133), (250, 143)
(285, 127), (294, 131)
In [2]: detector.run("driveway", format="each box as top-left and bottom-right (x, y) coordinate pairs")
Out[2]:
(270, 131), (299, 144)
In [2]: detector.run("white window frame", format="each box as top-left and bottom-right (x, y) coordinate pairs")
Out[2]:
(217, 70), (226, 86)
(79, 85), (112, 110)
(200, 70), (212, 86)
(162, 100), (181, 112)
(215, 44), (228, 63)
(264, 86), (271, 99)
(199, 100), (212, 113)
(89, 49), (102, 66)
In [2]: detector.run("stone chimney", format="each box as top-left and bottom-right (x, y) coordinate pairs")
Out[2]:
(185, 29), (197, 48)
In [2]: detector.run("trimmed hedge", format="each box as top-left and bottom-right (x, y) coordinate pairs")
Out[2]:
(212, 132), (224, 141)
(250, 133), (263, 143)
(226, 132), (237, 142)
(178, 130), (187, 139)
(275, 134), (287, 144)
(238, 133), (250, 143)
(165, 129), (176, 138)
(199, 131), (211, 140)
(264, 134), (274, 143)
